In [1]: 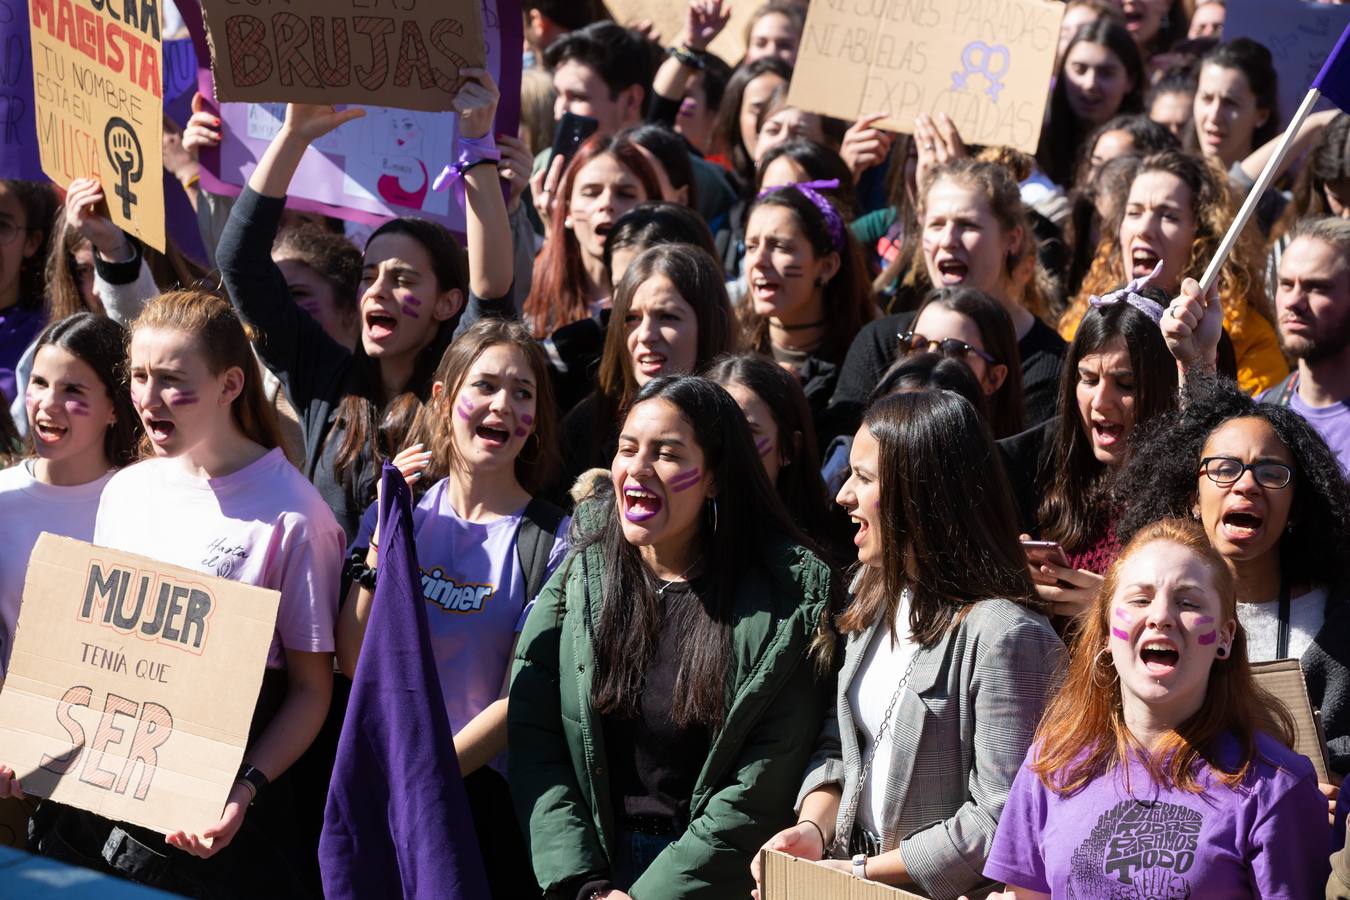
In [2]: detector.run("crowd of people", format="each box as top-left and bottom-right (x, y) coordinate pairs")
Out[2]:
(0, 0), (1349, 896)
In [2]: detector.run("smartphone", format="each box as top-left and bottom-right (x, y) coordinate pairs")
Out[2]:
(549, 112), (599, 172)
(1021, 539), (1070, 569)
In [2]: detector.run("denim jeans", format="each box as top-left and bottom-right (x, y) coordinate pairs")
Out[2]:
(612, 828), (677, 889)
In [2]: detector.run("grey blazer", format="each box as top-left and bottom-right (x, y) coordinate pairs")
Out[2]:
(797, 598), (1064, 900)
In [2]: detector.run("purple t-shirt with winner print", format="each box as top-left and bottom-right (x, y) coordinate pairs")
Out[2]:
(355, 478), (568, 772)
(985, 732), (1329, 898)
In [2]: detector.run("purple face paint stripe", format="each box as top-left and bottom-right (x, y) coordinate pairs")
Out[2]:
(1110, 627), (1130, 641)
(668, 468), (702, 492)
(403, 296), (423, 306)
(457, 399), (475, 422)
(67, 400), (92, 416)
(1198, 631), (1217, 645)
(521, 414), (534, 425)
(1196, 615), (1216, 625)
(514, 427), (528, 438)
(1113, 608), (1134, 623)
(170, 391), (199, 407)
(755, 436), (772, 456)
(401, 305), (421, 319)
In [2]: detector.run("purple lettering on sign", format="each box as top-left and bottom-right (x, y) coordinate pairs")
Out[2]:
(1110, 627), (1130, 641)
(668, 468), (702, 492)
(1198, 631), (1217, 645)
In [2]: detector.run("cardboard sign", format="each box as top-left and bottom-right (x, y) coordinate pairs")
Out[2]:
(181, 0), (521, 235)
(761, 850), (931, 899)
(29, 0), (165, 250)
(1224, 0), (1350, 132)
(1251, 657), (1332, 784)
(0, 534), (279, 837)
(787, 0), (1064, 154)
(605, 0), (758, 65)
(199, 0), (484, 113)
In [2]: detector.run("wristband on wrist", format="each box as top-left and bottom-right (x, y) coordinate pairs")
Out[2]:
(432, 133), (503, 207)
(236, 764), (268, 805)
(668, 44), (707, 70)
(801, 818), (827, 849)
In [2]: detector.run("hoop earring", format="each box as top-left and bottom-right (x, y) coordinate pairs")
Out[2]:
(1091, 646), (1117, 689)
(708, 497), (719, 532)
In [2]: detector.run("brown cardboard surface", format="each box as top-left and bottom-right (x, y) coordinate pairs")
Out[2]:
(200, 0), (485, 112)
(761, 849), (931, 899)
(787, 0), (1064, 154)
(30, 0), (165, 250)
(605, 0), (758, 65)
(0, 534), (279, 837)
(1251, 658), (1331, 783)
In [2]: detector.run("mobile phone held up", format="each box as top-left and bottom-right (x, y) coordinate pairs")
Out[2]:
(1021, 539), (1070, 569)
(550, 112), (599, 172)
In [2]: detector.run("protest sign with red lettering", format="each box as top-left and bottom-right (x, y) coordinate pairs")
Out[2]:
(29, 0), (164, 249)
(788, 0), (1063, 154)
(199, 0), (484, 113)
(0, 534), (278, 837)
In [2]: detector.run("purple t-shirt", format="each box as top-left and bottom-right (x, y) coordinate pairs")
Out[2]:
(0, 305), (44, 405)
(355, 479), (568, 769)
(1289, 391), (1350, 476)
(985, 733), (1330, 897)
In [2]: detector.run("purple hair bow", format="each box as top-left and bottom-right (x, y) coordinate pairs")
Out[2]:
(756, 178), (846, 251)
(1089, 260), (1167, 324)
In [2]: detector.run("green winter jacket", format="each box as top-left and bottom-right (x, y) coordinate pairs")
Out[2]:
(508, 527), (835, 899)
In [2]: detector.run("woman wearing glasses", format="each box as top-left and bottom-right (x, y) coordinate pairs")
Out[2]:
(1117, 375), (1350, 793)
(900, 288), (1024, 438)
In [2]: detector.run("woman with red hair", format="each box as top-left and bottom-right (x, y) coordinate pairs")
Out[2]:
(983, 518), (1328, 896)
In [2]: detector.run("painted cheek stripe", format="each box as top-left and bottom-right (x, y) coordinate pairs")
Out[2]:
(170, 391), (199, 407)
(456, 399), (475, 422)
(514, 427), (528, 438)
(1196, 615), (1216, 625)
(401, 304), (421, 319)
(1198, 631), (1217, 645)
(67, 400), (91, 416)
(1113, 608), (1135, 624)
(521, 414), (534, 425)
(668, 469), (702, 492)
(755, 436), (772, 456)
(1110, 627), (1130, 641)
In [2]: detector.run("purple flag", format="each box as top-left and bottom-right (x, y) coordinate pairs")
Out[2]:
(1315, 21), (1350, 112)
(0, 0), (46, 181)
(319, 463), (490, 900)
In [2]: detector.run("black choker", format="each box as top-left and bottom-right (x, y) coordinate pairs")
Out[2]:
(770, 318), (827, 331)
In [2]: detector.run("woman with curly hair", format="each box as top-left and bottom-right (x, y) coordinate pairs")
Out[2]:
(1116, 375), (1350, 788)
(1060, 150), (1287, 394)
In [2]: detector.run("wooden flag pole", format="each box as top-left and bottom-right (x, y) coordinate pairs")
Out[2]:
(1199, 88), (1324, 295)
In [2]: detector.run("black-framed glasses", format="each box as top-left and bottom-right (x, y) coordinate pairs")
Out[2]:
(898, 331), (996, 364)
(1199, 456), (1294, 489)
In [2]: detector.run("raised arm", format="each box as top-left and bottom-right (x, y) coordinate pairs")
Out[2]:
(454, 68), (513, 302)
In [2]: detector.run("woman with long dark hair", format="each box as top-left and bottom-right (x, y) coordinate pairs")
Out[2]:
(1011, 282), (1178, 618)
(554, 243), (738, 499)
(217, 70), (514, 540)
(753, 390), (1062, 898)
(706, 352), (839, 553)
(0, 314), (137, 682)
(709, 57), (792, 191)
(510, 375), (837, 898)
(986, 518), (1328, 895)
(1037, 20), (1145, 189)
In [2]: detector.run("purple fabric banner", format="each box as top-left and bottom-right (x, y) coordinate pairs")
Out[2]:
(0, 0), (47, 181)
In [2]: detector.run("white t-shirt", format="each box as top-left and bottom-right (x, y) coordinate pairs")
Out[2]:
(1239, 587), (1326, 662)
(847, 589), (918, 836)
(0, 461), (115, 674)
(93, 449), (344, 668)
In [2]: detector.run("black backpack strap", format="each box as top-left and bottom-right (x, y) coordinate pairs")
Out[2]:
(517, 496), (567, 601)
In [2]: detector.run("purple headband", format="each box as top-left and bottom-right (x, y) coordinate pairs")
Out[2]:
(755, 179), (846, 252)
(1089, 260), (1167, 324)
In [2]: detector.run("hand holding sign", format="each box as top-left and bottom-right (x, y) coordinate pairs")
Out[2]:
(0, 764), (24, 800)
(166, 782), (249, 857)
(452, 68), (500, 141)
(283, 104), (368, 146)
(1163, 276), (1223, 372)
(65, 178), (130, 262)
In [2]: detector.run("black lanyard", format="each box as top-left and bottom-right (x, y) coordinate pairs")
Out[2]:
(1277, 576), (1291, 660)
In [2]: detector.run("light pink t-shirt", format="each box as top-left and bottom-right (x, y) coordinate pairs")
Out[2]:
(0, 461), (115, 675)
(93, 448), (343, 668)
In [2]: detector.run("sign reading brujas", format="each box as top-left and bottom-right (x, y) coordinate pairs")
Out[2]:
(180, 0), (521, 237)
